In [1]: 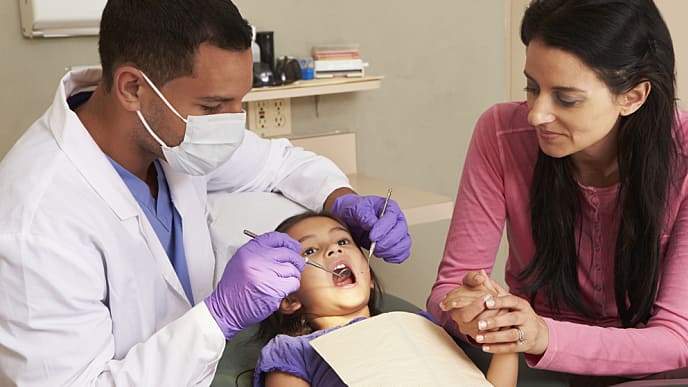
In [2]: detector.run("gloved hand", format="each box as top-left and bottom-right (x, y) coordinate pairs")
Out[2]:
(204, 232), (305, 340)
(331, 193), (411, 263)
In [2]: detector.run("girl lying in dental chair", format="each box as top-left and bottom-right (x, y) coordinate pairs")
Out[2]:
(252, 211), (518, 387)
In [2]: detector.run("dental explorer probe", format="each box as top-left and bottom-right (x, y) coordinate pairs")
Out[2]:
(367, 188), (393, 263)
(243, 229), (346, 278)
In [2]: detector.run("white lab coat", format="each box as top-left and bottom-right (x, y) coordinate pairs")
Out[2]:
(0, 67), (350, 386)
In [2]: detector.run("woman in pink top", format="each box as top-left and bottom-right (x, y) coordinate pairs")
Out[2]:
(428, 0), (688, 384)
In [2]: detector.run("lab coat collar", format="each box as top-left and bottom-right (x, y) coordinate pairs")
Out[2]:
(49, 66), (138, 221)
(49, 67), (198, 305)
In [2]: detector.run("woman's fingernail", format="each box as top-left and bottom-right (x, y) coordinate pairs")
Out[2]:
(475, 275), (484, 282)
(478, 320), (487, 330)
(485, 298), (495, 308)
(476, 335), (484, 343)
(482, 345), (490, 352)
(483, 294), (492, 302)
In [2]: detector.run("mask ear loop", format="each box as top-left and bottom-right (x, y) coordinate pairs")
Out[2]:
(138, 70), (188, 123)
(135, 110), (168, 148)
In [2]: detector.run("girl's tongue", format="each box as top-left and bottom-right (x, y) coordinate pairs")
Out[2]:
(333, 264), (355, 286)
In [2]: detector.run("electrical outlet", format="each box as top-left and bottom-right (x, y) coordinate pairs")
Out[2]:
(246, 98), (292, 137)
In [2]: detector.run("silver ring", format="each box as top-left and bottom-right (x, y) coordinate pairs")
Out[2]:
(517, 327), (525, 343)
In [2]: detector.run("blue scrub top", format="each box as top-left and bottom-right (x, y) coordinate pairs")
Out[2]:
(108, 158), (194, 304)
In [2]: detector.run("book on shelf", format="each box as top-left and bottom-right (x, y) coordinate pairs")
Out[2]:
(314, 69), (365, 79)
(314, 59), (364, 72)
(313, 50), (361, 60)
(312, 44), (361, 61)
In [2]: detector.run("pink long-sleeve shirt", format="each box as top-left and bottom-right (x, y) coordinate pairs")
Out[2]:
(428, 101), (688, 376)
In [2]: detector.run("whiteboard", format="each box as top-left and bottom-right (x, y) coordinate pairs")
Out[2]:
(19, 0), (107, 38)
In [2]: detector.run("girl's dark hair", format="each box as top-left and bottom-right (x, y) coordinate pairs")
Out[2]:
(98, 0), (252, 91)
(518, 0), (682, 327)
(255, 212), (384, 343)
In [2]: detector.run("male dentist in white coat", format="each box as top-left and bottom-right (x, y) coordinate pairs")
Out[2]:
(0, 0), (412, 385)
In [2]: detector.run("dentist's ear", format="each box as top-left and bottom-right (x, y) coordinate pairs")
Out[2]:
(111, 65), (145, 112)
(279, 295), (302, 315)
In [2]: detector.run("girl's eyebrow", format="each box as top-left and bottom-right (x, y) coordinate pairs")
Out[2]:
(329, 226), (349, 234)
(297, 226), (349, 243)
(297, 234), (315, 243)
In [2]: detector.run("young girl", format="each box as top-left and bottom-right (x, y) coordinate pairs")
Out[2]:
(253, 212), (517, 387)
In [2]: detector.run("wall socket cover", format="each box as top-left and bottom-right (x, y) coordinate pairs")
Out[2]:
(246, 98), (292, 137)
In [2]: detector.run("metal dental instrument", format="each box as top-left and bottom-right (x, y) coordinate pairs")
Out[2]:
(367, 188), (393, 262)
(243, 229), (344, 278)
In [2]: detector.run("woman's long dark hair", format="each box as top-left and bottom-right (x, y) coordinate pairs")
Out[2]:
(518, 0), (681, 327)
(255, 211), (384, 343)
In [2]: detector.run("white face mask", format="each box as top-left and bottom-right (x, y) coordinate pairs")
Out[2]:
(136, 71), (246, 176)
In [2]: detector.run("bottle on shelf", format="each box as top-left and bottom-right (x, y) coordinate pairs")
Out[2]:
(250, 25), (261, 64)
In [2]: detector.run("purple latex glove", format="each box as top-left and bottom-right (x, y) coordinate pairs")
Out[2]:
(331, 193), (411, 263)
(205, 231), (305, 340)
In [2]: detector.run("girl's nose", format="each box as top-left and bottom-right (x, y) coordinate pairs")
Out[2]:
(327, 247), (343, 257)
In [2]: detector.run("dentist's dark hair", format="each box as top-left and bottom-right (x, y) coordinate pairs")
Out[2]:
(518, 0), (682, 327)
(255, 212), (383, 343)
(98, 0), (252, 91)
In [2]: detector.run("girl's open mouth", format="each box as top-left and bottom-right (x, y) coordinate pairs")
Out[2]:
(332, 263), (355, 286)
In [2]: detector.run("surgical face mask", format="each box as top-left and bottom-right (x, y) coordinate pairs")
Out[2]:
(136, 71), (246, 176)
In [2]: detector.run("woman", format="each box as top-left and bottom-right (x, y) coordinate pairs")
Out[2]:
(428, 0), (688, 382)
(254, 212), (518, 387)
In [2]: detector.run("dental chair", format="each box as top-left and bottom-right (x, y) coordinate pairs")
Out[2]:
(206, 191), (421, 387)
(210, 293), (420, 387)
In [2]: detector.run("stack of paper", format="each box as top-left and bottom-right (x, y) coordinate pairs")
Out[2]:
(312, 44), (367, 78)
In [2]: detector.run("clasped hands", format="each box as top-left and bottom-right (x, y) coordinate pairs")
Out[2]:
(439, 270), (549, 356)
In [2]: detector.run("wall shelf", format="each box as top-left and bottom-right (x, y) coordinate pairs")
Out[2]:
(243, 76), (383, 102)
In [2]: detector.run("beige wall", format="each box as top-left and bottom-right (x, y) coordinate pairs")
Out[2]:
(0, 2), (100, 156)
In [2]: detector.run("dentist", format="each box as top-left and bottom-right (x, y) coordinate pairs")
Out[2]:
(0, 0), (411, 385)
